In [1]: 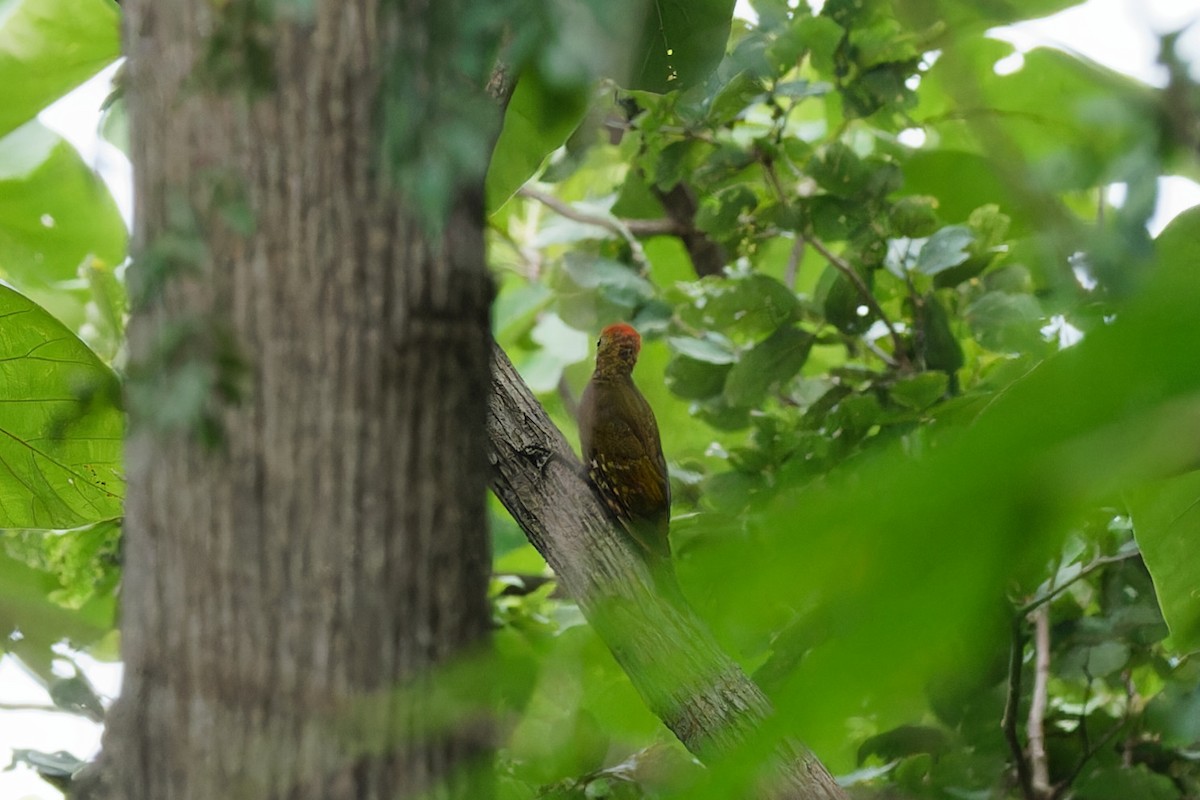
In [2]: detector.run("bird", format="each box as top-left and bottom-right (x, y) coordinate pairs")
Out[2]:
(577, 323), (672, 564)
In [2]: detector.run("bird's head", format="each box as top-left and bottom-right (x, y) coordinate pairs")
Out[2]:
(595, 323), (642, 375)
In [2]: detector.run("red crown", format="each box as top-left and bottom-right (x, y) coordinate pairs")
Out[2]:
(601, 323), (641, 344)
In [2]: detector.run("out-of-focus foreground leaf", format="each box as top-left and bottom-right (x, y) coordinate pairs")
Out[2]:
(699, 206), (1200, 766)
(0, 0), (120, 138)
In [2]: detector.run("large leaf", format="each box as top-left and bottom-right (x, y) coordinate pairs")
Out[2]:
(700, 205), (1200, 767)
(897, 0), (1087, 32)
(486, 71), (590, 211)
(0, 285), (123, 529)
(1122, 206), (1200, 654)
(724, 326), (813, 408)
(918, 39), (1155, 193)
(0, 0), (120, 137)
(628, 0), (736, 92)
(1127, 472), (1200, 654)
(0, 121), (128, 290)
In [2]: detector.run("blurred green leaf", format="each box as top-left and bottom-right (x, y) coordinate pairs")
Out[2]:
(1128, 471), (1200, 653)
(722, 234), (1200, 764)
(965, 291), (1044, 353)
(0, 549), (114, 673)
(0, 0), (119, 137)
(486, 71), (590, 211)
(0, 121), (127, 291)
(889, 372), (948, 410)
(1075, 765), (1181, 800)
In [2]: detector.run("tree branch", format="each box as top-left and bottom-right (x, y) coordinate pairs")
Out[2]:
(1003, 615), (1036, 800)
(804, 236), (908, 369)
(486, 341), (847, 800)
(1018, 549), (1140, 616)
(516, 186), (683, 272)
(1027, 605), (1051, 798)
(0, 702), (78, 714)
(652, 183), (728, 277)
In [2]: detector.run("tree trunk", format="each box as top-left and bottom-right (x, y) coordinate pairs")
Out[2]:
(102, 3), (495, 799)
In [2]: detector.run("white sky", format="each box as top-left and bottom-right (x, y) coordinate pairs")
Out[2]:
(5, 1), (1200, 797)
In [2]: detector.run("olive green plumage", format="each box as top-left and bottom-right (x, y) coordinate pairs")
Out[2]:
(578, 323), (671, 561)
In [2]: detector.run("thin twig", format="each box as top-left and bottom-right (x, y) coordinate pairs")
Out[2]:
(1003, 615), (1036, 800)
(0, 702), (78, 714)
(1019, 549), (1140, 616)
(516, 186), (682, 271)
(755, 155), (908, 368)
(805, 236), (909, 368)
(784, 236), (804, 291)
(1027, 605), (1051, 797)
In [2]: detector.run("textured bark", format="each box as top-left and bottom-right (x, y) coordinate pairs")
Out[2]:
(103, 3), (494, 800)
(487, 344), (847, 800)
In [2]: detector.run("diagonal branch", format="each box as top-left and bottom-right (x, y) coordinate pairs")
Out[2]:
(517, 186), (681, 272)
(485, 341), (847, 800)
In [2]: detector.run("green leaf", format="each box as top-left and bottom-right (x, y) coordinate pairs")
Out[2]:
(898, 0), (1087, 30)
(1075, 765), (1180, 800)
(889, 372), (948, 411)
(7, 748), (86, 791)
(795, 15), (843, 77)
(0, 121), (128, 290)
(0, 285), (124, 529)
(665, 355), (731, 400)
(818, 262), (874, 335)
(695, 184), (758, 241)
(899, 150), (1034, 232)
(667, 335), (736, 365)
(704, 70), (765, 126)
(858, 724), (951, 764)
(889, 196), (940, 238)
(560, 253), (654, 297)
(724, 326), (813, 408)
(915, 225), (973, 276)
(808, 142), (869, 199)
(1144, 675), (1200, 746)
(0, 0), (120, 137)
(920, 41), (1154, 193)
(1060, 640), (1130, 678)
(1127, 471), (1200, 653)
(965, 291), (1044, 353)
(628, 0), (735, 92)
(680, 273), (799, 340)
(716, 219), (1200, 764)
(485, 71), (590, 211)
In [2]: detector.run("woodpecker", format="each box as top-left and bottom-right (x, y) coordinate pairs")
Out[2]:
(578, 323), (671, 562)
